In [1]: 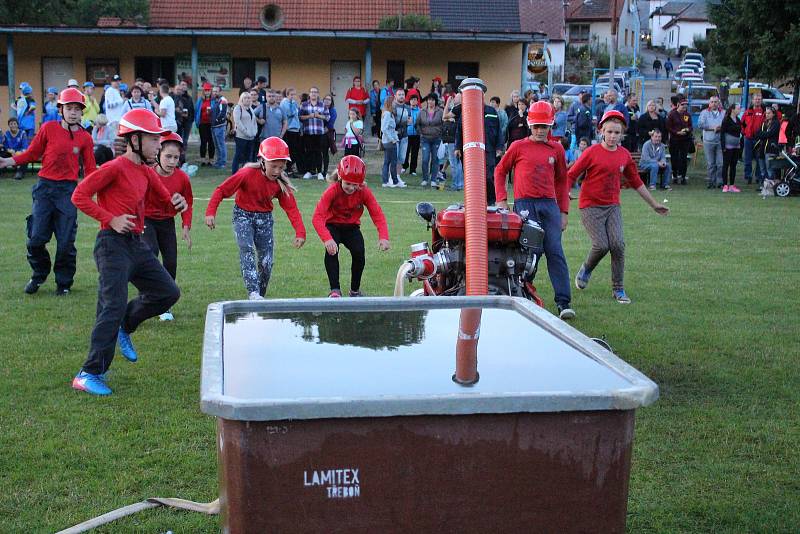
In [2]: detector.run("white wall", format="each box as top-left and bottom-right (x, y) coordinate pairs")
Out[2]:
(547, 41), (566, 81)
(585, 0), (639, 54)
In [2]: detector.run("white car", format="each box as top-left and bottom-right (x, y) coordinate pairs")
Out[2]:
(682, 59), (704, 74)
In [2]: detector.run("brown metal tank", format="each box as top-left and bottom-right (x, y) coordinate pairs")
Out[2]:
(201, 296), (658, 533)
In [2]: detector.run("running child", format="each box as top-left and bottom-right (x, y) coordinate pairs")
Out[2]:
(312, 155), (390, 298)
(143, 132), (194, 321)
(0, 88), (96, 295)
(71, 109), (188, 396)
(205, 137), (306, 300)
(567, 110), (669, 304)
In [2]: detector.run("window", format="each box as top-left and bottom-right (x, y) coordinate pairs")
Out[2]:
(135, 57), (175, 85)
(85, 58), (119, 86)
(233, 58), (270, 88)
(624, 29), (629, 47)
(0, 55), (7, 86)
(569, 24), (590, 43)
(386, 60), (405, 87)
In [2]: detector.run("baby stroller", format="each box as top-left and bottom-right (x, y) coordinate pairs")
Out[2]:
(772, 147), (800, 197)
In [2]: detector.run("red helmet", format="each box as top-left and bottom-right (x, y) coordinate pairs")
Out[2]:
(160, 131), (184, 146)
(599, 109), (627, 129)
(527, 100), (554, 126)
(118, 109), (169, 136)
(57, 88), (86, 109)
(337, 155), (367, 184)
(257, 137), (291, 161)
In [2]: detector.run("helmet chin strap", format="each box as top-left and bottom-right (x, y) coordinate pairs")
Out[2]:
(127, 133), (155, 165)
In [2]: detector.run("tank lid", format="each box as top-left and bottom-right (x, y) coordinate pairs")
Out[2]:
(458, 78), (487, 93)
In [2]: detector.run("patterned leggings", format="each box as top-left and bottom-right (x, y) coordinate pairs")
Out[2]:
(232, 206), (274, 296)
(580, 205), (625, 290)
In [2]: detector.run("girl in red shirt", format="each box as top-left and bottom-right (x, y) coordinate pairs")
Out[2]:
(344, 76), (369, 124)
(143, 132), (194, 321)
(205, 137), (306, 300)
(312, 155), (390, 297)
(567, 110), (669, 304)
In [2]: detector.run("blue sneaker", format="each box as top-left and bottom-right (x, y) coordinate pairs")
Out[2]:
(612, 289), (632, 304)
(118, 328), (138, 362)
(575, 264), (592, 290)
(72, 371), (112, 396)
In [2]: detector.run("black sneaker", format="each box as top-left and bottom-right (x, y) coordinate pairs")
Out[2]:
(24, 279), (41, 294)
(55, 287), (71, 296)
(558, 305), (576, 320)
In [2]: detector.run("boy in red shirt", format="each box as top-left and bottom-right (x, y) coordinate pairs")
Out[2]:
(205, 137), (306, 299)
(494, 101), (574, 320)
(0, 88), (96, 296)
(143, 132), (194, 321)
(312, 155), (390, 297)
(71, 109), (189, 395)
(568, 110), (669, 304)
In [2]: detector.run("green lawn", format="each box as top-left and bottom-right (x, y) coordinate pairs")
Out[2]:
(0, 148), (798, 532)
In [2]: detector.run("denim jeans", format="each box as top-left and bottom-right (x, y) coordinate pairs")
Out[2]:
(703, 141), (723, 186)
(212, 126), (227, 168)
(513, 198), (571, 308)
(642, 161), (672, 188)
(82, 230), (180, 375)
(743, 137), (761, 183)
(26, 178), (78, 289)
(756, 155), (773, 180)
(397, 137), (409, 166)
(232, 137), (254, 174)
(382, 142), (399, 184)
(420, 138), (441, 184)
(446, 143), (463, 189)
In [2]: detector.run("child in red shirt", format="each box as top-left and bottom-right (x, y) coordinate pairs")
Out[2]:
(567, 110), (669, 304)
(0, 88), (96, 295)
(206, 137), (306, 299)
(71, 109), (189, 396)
(312, 155), (390, 297)
(143, 132), (194, 321)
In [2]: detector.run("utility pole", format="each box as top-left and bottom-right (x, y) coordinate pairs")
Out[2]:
(609, 0), (618, 77)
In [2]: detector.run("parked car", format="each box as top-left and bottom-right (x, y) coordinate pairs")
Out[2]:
(597, 74), (627, 93)
(683, 52), (704, 64)
(679, 84), (719, 113)
(682, 59), (704, 74)
(729, 82), (795, 110)
(550, 83), (576, 97)
(523, 80), (548, 99)
(561, 84), (612, 110)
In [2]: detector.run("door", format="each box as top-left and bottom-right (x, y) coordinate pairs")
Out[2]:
(42, 57), (73, 100)
(330, 61), (360, 133)
(448, 62), (480, 91)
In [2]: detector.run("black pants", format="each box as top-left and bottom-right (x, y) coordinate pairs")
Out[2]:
(303, 133), (325, 174)
(485, 151), (498, 205)
(283, 130), (303, 174)
(403, 134), (420, 173)
(324, 224), (365, 292)
(199, 123), (214, 159)
(344, 144), (361, 157)
(722, 148), (739, 186)
(669, 139), (689, 179)
(82, 231), (180, 375)
(373, 110), (381, 137)
(27, 178), (78, 289)
(322, 130), (337, 175)
(143, 218), (178, 280)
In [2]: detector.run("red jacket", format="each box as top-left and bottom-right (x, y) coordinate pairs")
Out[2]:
(14, 121), (96, 181)
(144, 168), (193, 228)
(345, 86), (369, 120)
(72, 156), (173, 234)
(567, 144), (643, 209)
(493, 138), (570, 213)
(312, 182), (389, 242)
(206, 166), (306, 239)
(741, 105), (766, 139)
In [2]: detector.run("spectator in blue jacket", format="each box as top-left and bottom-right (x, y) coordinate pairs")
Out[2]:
(210, 86), (228, 169)
(402, 94), (421, 175)
(15, 83), (37, 139)
(369, 80), (381, 137)
(379, 79), (395, 107)
(280, 87), (302, 176)
(1, 117), (29, 179)
(42, 88), (60, 124)
(195, 82), (215, 165)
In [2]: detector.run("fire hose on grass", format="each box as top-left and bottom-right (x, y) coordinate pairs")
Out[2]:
(56, 497), (219, 533)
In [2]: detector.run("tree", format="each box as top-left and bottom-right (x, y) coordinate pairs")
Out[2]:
(0, 0), (149, 26)
(708, 0), (800, 111)
(378, 14), (443, 32)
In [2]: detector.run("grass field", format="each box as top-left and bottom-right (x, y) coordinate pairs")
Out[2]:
(0, 147), (799, 532)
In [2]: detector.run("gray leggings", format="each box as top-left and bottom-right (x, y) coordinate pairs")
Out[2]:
(232, 206), (274, 296)
(580, 205), (625, 290)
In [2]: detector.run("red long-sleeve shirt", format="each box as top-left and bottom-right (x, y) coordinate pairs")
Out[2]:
(13, 121), (96, 181)
(72, 156), (174, 234)
(493, 138), (570, 213)
(312, 182), (389, 242)
(206, 166), (306, 239)
(144, 168), (193, 228)
(741, 106), (766, 139)
(567, 144), (643, 209)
